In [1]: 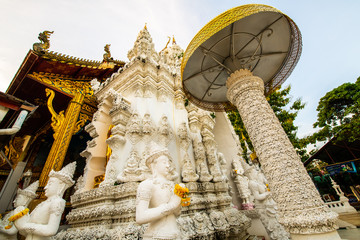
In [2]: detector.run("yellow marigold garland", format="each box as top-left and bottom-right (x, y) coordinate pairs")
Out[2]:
(174, 184), (191, 207)
(5, 224), (12, 229)
(8, 208), (29, 222)
(5, 208), (29, 229)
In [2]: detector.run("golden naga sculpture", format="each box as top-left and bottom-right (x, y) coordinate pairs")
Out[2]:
(103, 44), (113, 62)
(45, 88), (65, 139)
(33, 30), (54, 53)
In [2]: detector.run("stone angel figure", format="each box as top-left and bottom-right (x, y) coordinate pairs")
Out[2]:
(14, 162), (76, 240)
(136, 142), (182, 240)
(0, 181), (38, 240)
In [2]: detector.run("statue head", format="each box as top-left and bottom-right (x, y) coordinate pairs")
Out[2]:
(145, 142), (174, 180)
(243, 163), (257, 180)
(14, 180), (39, 207)
(46, 162), (76, 197)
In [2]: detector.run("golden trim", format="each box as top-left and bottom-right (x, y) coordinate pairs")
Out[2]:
(45, 88), (65, 138)
(40, 50), (124, 69)
(181, 4), (281, 79)
(74, 112), (92, 134)
(29, 72), (96, 102)
(39, 92), (84, 195)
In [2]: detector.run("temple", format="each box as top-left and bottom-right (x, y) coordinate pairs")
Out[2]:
(0, 30), (124, 212)
(0, 20), (342, 239)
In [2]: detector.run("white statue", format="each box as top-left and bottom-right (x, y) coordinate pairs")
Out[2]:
(0, 181), (38, 240)
(245, 165), (290, 240)
(15, 162), (76, 240)
(231, 158), (253, 209)
(136, 142), (182, 240)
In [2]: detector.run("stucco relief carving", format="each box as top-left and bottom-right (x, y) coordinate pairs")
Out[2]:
(126, 111), (143, 144)
(192, 139), (212, 182)
(117, 149), (141, 183)
(177, 122), (191, 150)
(181, 153), (199, 182)
(157, 115), (173, 147)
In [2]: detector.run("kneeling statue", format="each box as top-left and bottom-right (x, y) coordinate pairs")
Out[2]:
(14, 162), (76, 240)
(0, 181), (38, 240)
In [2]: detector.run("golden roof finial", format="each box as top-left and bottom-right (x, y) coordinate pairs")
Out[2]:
(33, 30), (54, 53)
(161, 36), (171, 52)
(144, 23), (147, 30)
(172, 35), (177, 45)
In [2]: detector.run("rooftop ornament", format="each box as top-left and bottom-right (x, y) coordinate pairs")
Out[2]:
(33, 30), (54, 54)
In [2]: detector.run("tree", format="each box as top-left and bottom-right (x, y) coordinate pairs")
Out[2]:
(227, 85), (308, 162)
(307, 77), (360, 144)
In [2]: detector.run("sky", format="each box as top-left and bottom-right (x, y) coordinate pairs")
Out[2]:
(0, 0), (359, 142)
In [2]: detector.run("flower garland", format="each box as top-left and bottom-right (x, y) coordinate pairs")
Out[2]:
(174, 184), (191, 207)
(5, 208), (30, 229)
(8, 208), (29, 222)
(5, 224), (12, 230)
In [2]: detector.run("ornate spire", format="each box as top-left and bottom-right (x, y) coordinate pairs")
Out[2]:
(158, 35), (183, 74)
(127, 24), (158, 63)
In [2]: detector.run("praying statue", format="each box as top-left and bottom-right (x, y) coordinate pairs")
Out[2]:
(14, 162), (76, 240)
(245, 165), (290, 240)
(136, 142), (183, 240)
(0, 181), (38, 240)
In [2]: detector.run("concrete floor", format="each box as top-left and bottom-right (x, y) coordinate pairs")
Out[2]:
(337, 212), (360, 240)
(337, 228), (360, 240)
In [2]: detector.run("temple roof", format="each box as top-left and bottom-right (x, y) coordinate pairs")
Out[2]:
(7, 50), (124, 96)
(5, 45), (124, 137)
(304, 138), (360, 166)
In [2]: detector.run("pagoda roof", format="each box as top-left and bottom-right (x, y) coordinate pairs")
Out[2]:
(4, 48), (124, 136)
(7, 50), (125, 95)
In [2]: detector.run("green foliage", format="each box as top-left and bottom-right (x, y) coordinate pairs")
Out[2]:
(184, 99), (189, 107)
(307, 77), (360, 143)
(227, 85), (308, 161)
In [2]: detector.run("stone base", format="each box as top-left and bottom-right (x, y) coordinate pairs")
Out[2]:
(56, 182), (251, 240)
(291, 230), (341, 240)
(246, 218), (269, 240)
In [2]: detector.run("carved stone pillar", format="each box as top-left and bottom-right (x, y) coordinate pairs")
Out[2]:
(100, 95), (132, 186)
(226, 69), (339, 239)
(39, 91), (84, 193)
